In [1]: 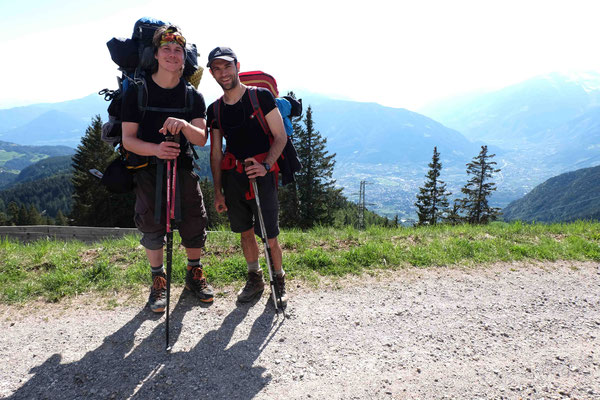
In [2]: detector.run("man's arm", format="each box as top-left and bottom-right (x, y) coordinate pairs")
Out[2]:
(209, 127), (227, 213)
(245, 107), (287, 179)
(159, 117), (208, 146)
(122, 122), (180, 160)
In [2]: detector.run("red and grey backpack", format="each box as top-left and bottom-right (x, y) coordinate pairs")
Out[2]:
(212, 83), (302, 186)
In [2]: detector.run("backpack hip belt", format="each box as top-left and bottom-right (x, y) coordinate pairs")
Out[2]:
(220, 151), (279, 200)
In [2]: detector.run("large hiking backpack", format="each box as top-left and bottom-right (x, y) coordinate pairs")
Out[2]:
(101, 17), (203, 147)
(212, 86), (302, 186)
(98, 17), (203, 193)
(239, 71), (302, 118)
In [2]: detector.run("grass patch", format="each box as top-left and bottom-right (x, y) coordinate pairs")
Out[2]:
(1, 221), (599, 303)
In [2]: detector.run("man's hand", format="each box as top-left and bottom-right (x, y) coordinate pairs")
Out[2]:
(214, 192), (227, 213)
(159, 117), (188, 135)
(156, 141), (180, 160)
(244, 157), (268, 179)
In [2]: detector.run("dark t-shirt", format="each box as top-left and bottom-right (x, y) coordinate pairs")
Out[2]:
(122, 76), (206, 160)
(207, 87), (276, 160)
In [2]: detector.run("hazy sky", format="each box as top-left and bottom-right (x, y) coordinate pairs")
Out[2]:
(2, 0), (600, 110)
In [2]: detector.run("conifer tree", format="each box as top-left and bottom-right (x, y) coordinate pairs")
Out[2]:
(414, 147), (451, 225)
(7, 201), (19, 225)
(17, 204), (29, 225)
(459, 145), (502, 224)
(27, 204), (42, 225)
(55, 210), (69, 226)
(70, 115), (135, 227)
(278, 92), (302, 228)
(443, 199), (464, 225)
(293, 106), (339, 228)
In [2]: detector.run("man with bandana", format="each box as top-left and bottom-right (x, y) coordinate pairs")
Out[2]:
(122, 25), (213, 312)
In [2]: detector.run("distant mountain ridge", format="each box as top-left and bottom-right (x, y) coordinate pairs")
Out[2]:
(297, 92), (479, 166)
(503, 164), (600, 223)
(420, 71), (600, 150)
(0, 94), (107, 147)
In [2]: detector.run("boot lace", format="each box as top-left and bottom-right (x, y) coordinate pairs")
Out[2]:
(151, 275), (167, 300)
(191, 267), (207, 289)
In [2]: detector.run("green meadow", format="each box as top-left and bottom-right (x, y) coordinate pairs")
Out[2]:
(1, 221), (599, 303)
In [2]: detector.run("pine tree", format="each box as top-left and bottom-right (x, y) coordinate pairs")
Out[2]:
(443, 199), (464, 225)
(55, 210), (69, 226)
(278, 92), (302, 228)
(7, 201), (19, 225)
(17, 204), (29, 225)
(27, 204), (42, 225)
(414, 147), (451, 226)
(70, 115), (135, 227)
(293, 106), (339, 228)
(459, 145), (502, 224)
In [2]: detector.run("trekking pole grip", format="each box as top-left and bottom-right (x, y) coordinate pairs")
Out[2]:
(244, 160), (256, 183)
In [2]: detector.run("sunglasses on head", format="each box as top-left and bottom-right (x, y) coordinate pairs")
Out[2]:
(160, 30), (186, 48)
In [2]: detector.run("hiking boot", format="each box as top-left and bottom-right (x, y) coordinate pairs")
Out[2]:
(274, 273), (288, 309)
(185, 265), (214, 303)
(237, 270), (265, 303)
(148, 273), (167, 313)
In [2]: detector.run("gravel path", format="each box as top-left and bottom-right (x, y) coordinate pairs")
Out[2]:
(1, 261), (599, 399)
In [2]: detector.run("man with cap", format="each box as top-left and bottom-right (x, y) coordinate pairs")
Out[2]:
(121, 25), (213, 313)
(206, 47), (288, 307)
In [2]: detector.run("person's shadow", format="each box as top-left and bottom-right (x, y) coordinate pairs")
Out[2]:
(8, 291), (281, 400)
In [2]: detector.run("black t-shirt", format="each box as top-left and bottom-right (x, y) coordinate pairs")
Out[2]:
(207, 87), (276, 160)
(122, 76), (206, 160)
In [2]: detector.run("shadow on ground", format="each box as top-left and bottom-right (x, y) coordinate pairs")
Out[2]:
(8, 292), (279, 399)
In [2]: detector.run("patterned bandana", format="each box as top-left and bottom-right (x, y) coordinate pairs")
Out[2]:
(160, 30), (186, 48)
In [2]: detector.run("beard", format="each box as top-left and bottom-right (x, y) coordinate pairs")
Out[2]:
(218, 73), (240, 91)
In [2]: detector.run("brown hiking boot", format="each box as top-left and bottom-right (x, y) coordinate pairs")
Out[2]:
(237, 270), (265, 303)
(148, 273), (167, 313)
(185, 265), (214, 303)
(274, 273), (288, 309)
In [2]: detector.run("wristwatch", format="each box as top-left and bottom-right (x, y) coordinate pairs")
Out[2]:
(262, 162), (271, 172)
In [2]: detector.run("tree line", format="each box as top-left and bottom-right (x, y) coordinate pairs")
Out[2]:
(414, 145), (501, 226)
(0, 103), (501, 229)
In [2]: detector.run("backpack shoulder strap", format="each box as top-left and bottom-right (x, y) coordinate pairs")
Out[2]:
(137, 76), (193, 114)
(247, 87), (270, 137)
(212, 96), (224, 133)
(185, 82), (195, 114)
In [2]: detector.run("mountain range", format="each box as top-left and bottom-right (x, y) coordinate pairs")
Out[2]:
(1, 72), (599, 220)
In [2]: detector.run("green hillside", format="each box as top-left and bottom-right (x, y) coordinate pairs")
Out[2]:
(0, 141), (75, 191)
(503, 165), (600, 222)
(12, 155), (73, 186)
(0, 173), (73, 218)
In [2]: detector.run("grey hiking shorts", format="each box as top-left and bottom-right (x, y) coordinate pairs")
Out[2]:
(133, 166), (208, 250)
(222, 169), (280, 239)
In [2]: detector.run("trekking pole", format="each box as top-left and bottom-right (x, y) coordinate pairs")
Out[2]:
(164, 134), (177, 351)
(245, 161), (285, 317)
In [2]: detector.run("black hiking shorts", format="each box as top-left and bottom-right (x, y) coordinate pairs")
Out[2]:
(222, 169), (279, 239)
(133, 166), (208, 250)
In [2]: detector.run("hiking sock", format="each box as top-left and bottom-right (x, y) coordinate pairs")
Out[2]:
(188, 258), (201, 268)
(274, 268), (285, 277)
(151, 264), (165, 276)
(247, 260), (260, 273)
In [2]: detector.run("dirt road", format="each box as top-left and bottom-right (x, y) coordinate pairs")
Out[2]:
(1, 261), (599, 399)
